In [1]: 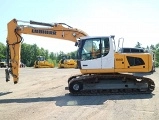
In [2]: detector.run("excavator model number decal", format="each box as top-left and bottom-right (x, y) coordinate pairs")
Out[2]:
(116, 58), (123, 61)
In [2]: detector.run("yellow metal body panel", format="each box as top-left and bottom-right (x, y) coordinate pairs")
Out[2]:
(80, 53), (152, 74)
(114, 53), (152, 72)
(114, 53), (125, 68)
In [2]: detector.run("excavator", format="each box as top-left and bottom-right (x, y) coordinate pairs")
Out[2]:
(5, 19), (155, 95)
(34, 56), (54, 68)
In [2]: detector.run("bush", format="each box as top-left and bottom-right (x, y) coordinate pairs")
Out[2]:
(47, 59), (57, 67)
(155, 61), (159, 67)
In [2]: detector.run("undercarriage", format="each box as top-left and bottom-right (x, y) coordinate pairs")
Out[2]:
(65, 73), (155, 95)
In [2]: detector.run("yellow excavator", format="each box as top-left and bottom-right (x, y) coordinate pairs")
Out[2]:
(34, 56), (54, 68)
(5, 19), (155, 95)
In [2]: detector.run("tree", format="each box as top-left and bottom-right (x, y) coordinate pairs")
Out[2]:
(69, 51), (77, 59)
(56, 51), (65, 62)
(149, 43), (159, 67)
(21, 43), (32, 66)
(135, 42), (142, 48)
(0, 42), (6, 60)
(31, 44), (40, 62)
(49, 52), (56, 60)
(21, 43), (56, 67)
(150, 45), (155, 50)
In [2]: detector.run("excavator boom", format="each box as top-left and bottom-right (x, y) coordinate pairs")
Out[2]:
(6, 19), (88, 84)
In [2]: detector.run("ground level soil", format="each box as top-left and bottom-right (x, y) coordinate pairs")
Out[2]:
(0, 68), (159, 120)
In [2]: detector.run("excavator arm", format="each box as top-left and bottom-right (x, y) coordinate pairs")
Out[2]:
(6, 19), (88, 84)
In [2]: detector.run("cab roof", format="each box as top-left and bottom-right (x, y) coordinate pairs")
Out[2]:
(80, 36), (114, 40)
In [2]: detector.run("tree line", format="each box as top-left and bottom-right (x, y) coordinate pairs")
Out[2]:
(0, 42), (159, 67)
(0, 42), (77, 67)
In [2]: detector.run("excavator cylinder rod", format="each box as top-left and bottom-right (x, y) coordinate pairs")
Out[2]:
(5, 69), (10, 82)
(30, 20), (54, 27)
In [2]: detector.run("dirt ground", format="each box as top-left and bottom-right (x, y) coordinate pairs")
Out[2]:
(0, 68), (159, 120)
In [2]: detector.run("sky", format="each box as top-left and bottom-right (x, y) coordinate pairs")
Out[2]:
(0, 0), (159, 53)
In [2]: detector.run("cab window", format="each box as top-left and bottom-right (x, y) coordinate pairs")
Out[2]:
(101, 38), (110, 56)
(81, 37), (110, 60)
(81, 38), (101, 60)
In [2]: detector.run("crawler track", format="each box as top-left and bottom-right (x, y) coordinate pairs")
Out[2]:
(67, 73), (155, 96)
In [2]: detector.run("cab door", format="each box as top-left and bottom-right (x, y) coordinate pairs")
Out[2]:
(80, 38), (102, 69)
(101, 37), (114, 69)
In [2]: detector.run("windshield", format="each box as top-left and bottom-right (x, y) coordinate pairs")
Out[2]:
(79, 37), (110, 60)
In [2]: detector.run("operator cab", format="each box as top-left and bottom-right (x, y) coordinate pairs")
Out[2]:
(76, 36), (115, 69)
(37, 56), (45, 61)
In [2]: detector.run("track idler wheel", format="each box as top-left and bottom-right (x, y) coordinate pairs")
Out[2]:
(69, 80), (83, 93)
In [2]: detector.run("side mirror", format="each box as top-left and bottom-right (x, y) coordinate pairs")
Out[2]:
(75, 42), (78, 46)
